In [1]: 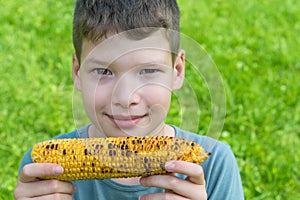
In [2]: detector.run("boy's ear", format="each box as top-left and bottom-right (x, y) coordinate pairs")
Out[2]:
(172, 50), (185, 91)
(72, 53), (81, 91)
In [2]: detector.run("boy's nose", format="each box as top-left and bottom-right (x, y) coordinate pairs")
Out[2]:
(111, 75), (141, 108)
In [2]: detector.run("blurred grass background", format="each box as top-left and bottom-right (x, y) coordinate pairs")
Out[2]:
(0, 0), (299, 199)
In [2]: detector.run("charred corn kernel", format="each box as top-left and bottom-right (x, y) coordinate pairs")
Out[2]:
(31, 136), (210, 180)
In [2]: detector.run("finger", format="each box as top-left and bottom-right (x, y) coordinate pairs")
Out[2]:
(140, 175), (205, 199)
(15, 179), (76, 198)
(165, 160), (205, 185)
(139, 192), (189, 200)
(19, 163), (63, 183)
(31, 193), (74, 200)
(164, 173), (176, 194)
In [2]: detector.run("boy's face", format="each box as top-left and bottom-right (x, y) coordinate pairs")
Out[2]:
(72, 30), (185, 137)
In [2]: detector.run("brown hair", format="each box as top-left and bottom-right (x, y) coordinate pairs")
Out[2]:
(73, 0), (180, 62)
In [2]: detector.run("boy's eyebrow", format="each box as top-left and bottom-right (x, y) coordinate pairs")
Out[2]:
(137, 62), (170, 67)
(82, 58), (110, 67)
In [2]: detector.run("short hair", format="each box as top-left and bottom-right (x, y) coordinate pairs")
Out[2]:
(73, 0), (180, 63)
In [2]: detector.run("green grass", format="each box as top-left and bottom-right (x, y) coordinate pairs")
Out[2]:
(1, 0), (299, 199)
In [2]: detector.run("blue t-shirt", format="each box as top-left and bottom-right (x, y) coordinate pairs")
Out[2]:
(19, 125), (244, 199)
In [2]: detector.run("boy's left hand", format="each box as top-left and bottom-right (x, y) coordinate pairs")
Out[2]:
(139, 160), (207, 200)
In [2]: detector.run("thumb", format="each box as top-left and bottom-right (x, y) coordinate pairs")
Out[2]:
(19, 163), (63, 183)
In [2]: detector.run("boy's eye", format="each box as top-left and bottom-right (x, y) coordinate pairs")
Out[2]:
(140, 69), (159, 74)
(95, 68), (112, 76)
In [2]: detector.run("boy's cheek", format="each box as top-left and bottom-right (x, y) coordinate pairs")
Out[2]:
(74, 77), (82, 91)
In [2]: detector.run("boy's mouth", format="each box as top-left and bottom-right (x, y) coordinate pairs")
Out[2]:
(105, 114), (148, 128)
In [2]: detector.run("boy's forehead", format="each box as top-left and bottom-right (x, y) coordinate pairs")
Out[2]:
(81, 29), (172, 66)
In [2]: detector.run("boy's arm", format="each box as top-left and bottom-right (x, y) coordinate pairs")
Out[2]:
(205, 144), (244, 200)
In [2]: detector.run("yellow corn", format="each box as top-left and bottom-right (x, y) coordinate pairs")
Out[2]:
(31, 136), (210, 180)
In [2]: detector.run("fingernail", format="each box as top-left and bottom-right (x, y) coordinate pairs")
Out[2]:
(53, 166), (63, 174)
(165, 161), (175, 171)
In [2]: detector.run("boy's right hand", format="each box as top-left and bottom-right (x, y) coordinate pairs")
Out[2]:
(14, 163), (76, 199)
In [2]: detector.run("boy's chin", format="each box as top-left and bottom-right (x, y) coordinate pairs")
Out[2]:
(104, 124), (164, 137)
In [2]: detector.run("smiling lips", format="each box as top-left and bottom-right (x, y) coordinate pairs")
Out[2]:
(106, 114), (148, 128)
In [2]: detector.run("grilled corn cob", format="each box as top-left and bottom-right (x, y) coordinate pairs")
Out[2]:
(31, 136), (210, 180)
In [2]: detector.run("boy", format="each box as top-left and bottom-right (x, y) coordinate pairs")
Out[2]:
(14, 0), (244, 199)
